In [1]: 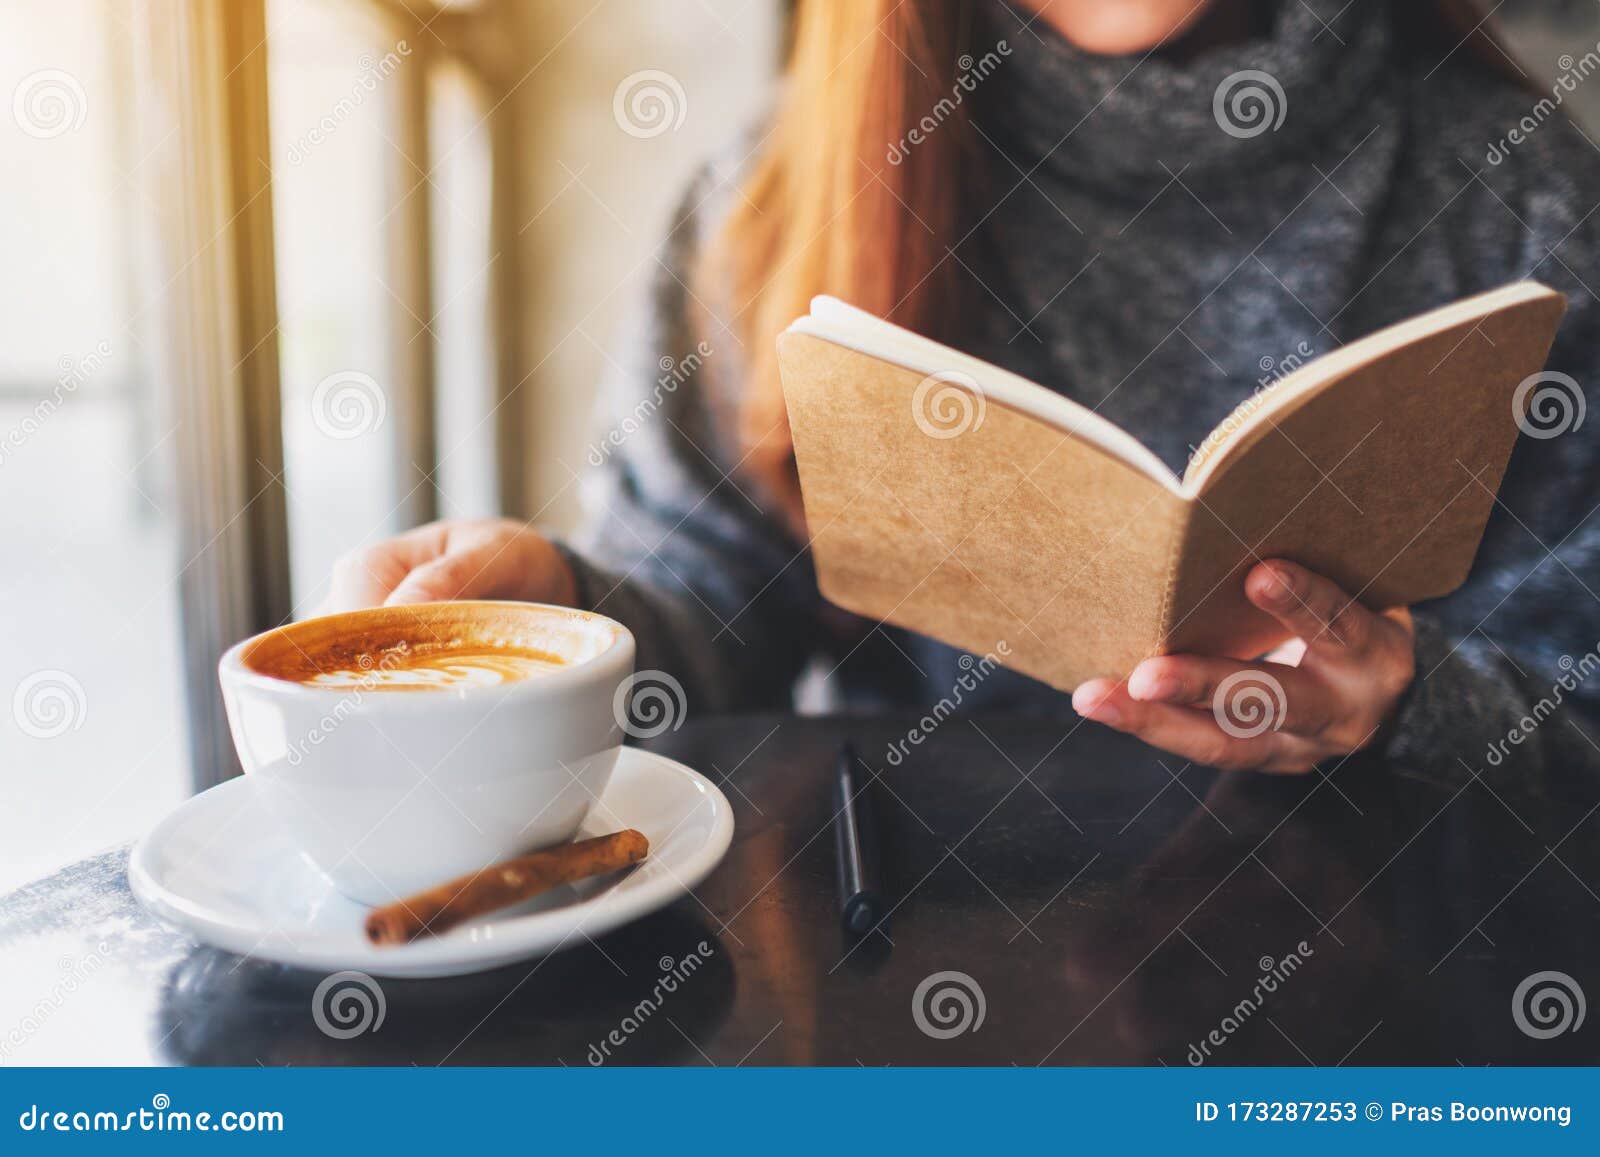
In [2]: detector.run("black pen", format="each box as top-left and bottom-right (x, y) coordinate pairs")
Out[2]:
(832, 742), (888, 937)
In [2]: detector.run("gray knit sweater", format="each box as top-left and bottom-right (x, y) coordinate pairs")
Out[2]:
(560, 0), (1600, 780)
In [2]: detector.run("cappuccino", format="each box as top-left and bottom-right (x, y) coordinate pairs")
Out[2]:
(220, 600), (635, 904)
(240, 602), (612, 691)
(302, 646), (564, 689)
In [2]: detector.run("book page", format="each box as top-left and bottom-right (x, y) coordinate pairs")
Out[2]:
(791, 297), (1183, 492)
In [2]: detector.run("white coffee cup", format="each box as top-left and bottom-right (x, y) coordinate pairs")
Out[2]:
(217, 601), (635, 905)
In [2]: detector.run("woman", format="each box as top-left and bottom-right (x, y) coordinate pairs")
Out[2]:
(329, 0), (1600, 776)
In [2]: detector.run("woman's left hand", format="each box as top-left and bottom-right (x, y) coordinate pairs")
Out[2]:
(1071, 559), (1415, 774)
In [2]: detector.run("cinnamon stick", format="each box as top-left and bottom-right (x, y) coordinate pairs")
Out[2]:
(364, 829), (649, 946)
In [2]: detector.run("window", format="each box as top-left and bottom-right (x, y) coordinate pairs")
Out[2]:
(1, 0), (780, 892)
(0, 0), (185, 889)
(268, 0), (416, 607)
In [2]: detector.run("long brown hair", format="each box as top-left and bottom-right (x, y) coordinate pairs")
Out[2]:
(708, 0), (1521, 536)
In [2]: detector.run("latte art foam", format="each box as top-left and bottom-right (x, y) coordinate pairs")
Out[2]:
(304, 647), (565, 689)
(238, 602), (616, 692)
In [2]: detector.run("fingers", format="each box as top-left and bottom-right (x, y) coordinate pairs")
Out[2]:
(385, 536), (519, 605)
(1246, 560), (1416, 708)
(1072, 678), (1317, 774)
(1126, 654), (1333, 737)
(322, 518), (571, 615)
(1069, 563), (1416, 774)
(323, 523), (451, 613)
(325, 555), (396, 614)
(1245, 559), (1387, 657)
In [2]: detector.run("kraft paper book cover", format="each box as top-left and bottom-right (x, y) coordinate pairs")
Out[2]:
(776, 283), (1567, 690)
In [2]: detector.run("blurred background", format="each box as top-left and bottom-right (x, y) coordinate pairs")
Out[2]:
(0, 0), (1595, 891)
(0, 0), (778, 890)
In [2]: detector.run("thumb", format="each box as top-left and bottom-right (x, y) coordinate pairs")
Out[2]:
(383, 543), (504, 606)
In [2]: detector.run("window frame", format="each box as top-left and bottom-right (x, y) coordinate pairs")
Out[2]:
(136, 0), (520, 789)
(136, 0), (292, 788)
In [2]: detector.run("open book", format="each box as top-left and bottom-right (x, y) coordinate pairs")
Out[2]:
(776, 283), (1567, 690)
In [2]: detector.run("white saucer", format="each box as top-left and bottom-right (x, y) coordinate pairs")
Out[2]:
(129, 748), (734, 978)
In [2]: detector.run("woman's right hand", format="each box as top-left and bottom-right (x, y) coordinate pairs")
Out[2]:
(325, 518), (578, 614)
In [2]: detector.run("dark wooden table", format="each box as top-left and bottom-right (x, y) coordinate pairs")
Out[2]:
(2, 713), (1597, 1065)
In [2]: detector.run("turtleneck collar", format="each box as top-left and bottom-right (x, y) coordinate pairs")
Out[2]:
(976, 0), (1393, 187)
